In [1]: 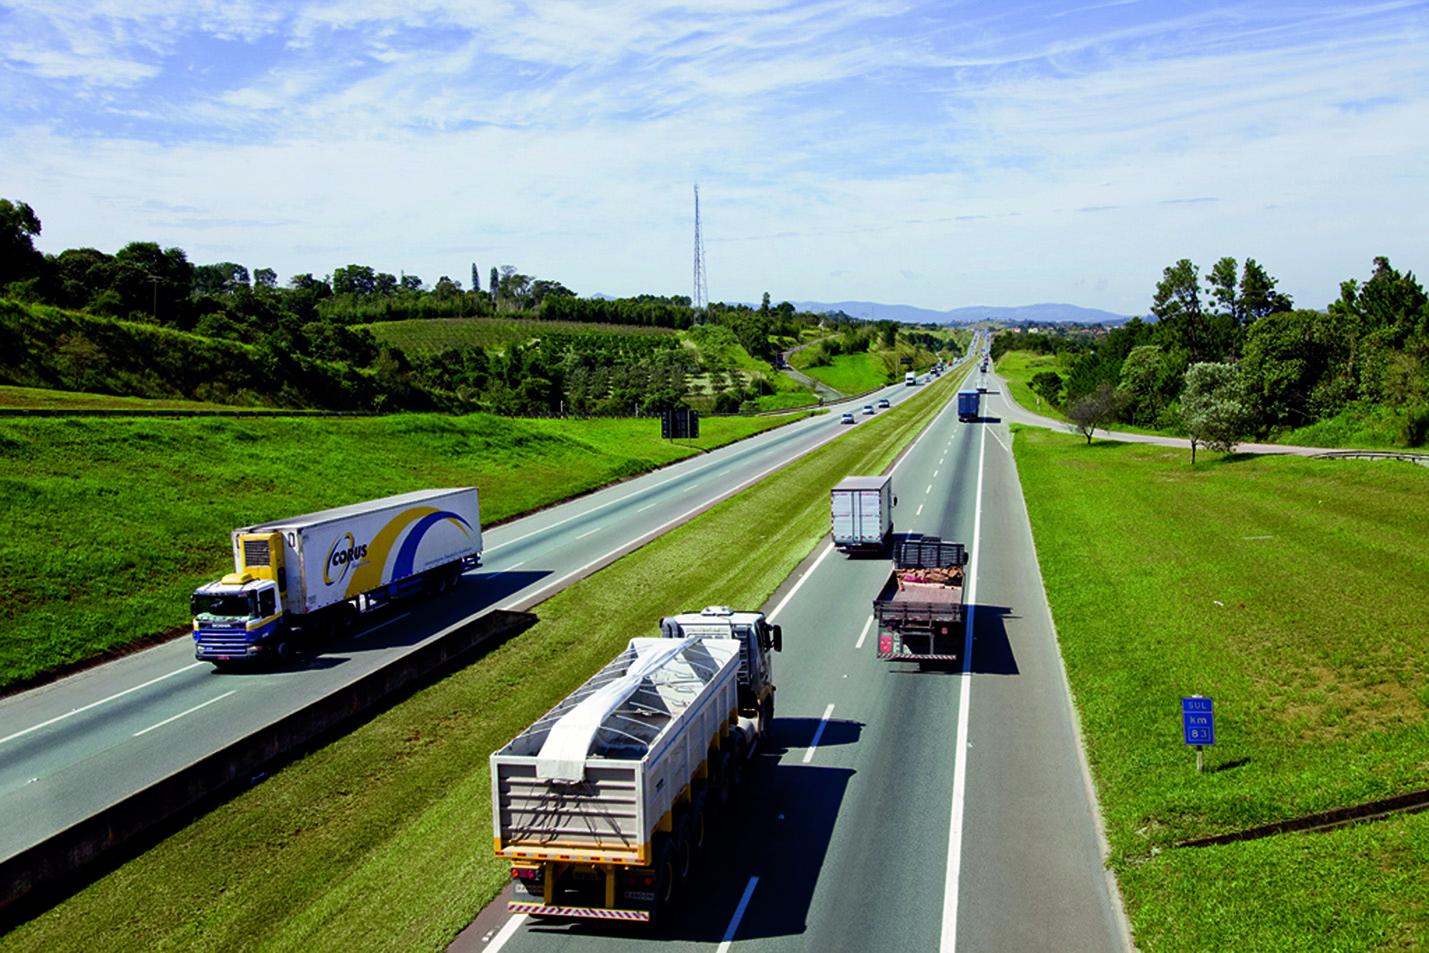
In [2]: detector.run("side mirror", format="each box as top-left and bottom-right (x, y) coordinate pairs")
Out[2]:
(772, 624), (783, 653)
(893, 496), (899, 507)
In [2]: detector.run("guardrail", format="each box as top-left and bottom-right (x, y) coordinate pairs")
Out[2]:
(1309, 450), (1429, 466)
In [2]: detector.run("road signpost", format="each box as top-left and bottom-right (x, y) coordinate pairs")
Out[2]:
(661, 409), (699, 440)
(1182, 695), (1215, 772)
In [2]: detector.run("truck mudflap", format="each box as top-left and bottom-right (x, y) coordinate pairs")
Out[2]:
(508, 902), (651, 922)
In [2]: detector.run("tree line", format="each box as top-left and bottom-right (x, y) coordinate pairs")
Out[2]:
(995, 255), (1429, 450)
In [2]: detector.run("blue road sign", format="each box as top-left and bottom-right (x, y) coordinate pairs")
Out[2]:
(1182, 696), (1215, 745)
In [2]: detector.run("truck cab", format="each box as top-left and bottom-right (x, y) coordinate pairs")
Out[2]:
(191, 573), (287, 662)
(905, 371), (917, 386)
(659, 606), (780, 740)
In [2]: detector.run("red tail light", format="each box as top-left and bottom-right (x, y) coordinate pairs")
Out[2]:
(878, 635), (892, 653)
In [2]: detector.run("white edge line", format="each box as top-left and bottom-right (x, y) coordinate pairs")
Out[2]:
(767, 542), (835, 623)
(133, 690), (237, 737)
(352, 611), (412, 641)
(718, 875), (760, 951)
(802, 702), (836, 763)
(485, 913), (527, 953)
(0, 661), (206, 747)
(940, 418), (986, 952)
(854, 614), (874, 650)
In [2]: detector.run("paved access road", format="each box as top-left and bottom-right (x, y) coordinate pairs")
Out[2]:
(0, 353), (972, 868)
(460, 339), (1130, 953)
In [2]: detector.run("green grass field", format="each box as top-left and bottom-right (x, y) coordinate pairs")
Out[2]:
(1, 374), (962, 952)
(0, 412), (803, 690)
(363, 316), (673, 354)
(994, 350), (1071, 421)
(0, 384), (255, 411)
(1013, 426), (1429, 951)
(792, 350), (891, 394)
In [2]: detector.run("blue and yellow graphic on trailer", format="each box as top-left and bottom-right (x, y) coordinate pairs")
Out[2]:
(339, 506), (475, 598)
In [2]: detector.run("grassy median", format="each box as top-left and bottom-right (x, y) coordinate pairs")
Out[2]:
(0, 411), (804, 690)
(1013, 426), (1429, 951)
(1, 371), (964, 952)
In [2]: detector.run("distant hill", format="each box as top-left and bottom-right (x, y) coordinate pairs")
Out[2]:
(790, 300), (1129, 325)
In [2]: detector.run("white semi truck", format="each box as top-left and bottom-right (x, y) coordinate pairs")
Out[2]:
(831, 475), (895, 554)
(491, 606), (781, 925)
(190, 488), (481, 666)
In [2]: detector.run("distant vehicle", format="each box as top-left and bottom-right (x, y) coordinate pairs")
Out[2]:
(190, 489), (481, 666)
(877, 398), (890, 409)
(831, 474), (895, 554)
(874, 535), (967, 665)
(958, 389), (981, 422)
(905, 371), (917, 386)
(840, 412), (856, 424)
(862, 403), (875, 415)
(492, 607), (781, 925)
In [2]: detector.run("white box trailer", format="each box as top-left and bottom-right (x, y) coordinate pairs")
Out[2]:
(492, 636), (743, 924)
(191, 488), (481, 663)
(831, 475), (895, 554)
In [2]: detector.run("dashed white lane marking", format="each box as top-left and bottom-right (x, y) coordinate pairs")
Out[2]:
(717, 876), (760, 953)
(353, 611), (413, 640)
(916, 504), (925, 516)
(0, 662), (206, 747)
(933, 469), (940, 478)
(925, 484), (933, 494)
(637, 501), (660, 512)
(133, 690), (236, 737)
(854, 614), (874, 650)
(574, 525), (603, 540)
(802, 703), (836, 763)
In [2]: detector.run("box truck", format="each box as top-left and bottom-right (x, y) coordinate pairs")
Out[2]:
(831, 475), (895, 554)
(957, 389), (981, 422)
(190, 488), (481, 665)
(492, 607), (780, 925)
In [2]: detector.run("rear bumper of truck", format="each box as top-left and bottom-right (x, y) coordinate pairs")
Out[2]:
(508, 902), (651, 922)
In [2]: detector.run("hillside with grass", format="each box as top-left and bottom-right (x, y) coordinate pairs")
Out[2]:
(0, 409), (805, 690)
(790, 324), (958, 395)
(1014, 427), (1429, 950)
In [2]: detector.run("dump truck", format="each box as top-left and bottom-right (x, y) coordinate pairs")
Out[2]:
(831, 475), (895, 554)
(492, 607), (780, 925)
(190, 488), (481, 665)
(957, 389), (981, 422)
(874, 535), (968, 664)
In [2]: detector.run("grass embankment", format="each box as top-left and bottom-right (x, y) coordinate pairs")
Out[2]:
(994, 350), (1071, 422)
(2, 373), (960, 952)
(0, 412), (803, 690)
(0, 384), (250, 411)
(362, 316), (674, 353)
(1014, 427), (1429, 951)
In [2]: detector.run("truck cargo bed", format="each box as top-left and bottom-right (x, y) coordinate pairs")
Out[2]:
(873, 535), (968, 661)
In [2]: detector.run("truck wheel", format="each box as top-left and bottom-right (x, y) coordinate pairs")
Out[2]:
(273, 639), (291, 666)
(709, 750), (733, 814)
(673, 814), (695, 882)
(651, 833), (675, 923)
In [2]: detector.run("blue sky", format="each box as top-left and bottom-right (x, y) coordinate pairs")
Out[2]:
(2, 0), (1427, 314)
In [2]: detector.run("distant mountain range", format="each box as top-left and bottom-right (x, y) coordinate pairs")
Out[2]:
(789, 300), (1130, 325)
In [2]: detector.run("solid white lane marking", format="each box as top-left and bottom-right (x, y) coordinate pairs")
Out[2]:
(916, 503), (925, 516)
(768, 542), (835, 622)
(574, 525), (603, 540)
(133, 690), (236, 737)
(988, 427), (1011, 454)
(485, 913), (527, 953)
(717, 876), (760, 952)
(854, 614), (874, 650)
(353, 611), (412, 640)
(0, 662), (206, 747)
(940, 419), (986, 952)
(636, 501), (660, 513)
(802, 703), (836, 763)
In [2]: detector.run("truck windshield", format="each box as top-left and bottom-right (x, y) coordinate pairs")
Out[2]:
(192, 593), (255, 619)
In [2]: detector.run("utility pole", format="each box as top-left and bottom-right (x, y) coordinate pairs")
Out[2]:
(692, 184), (709, 315)
(148, 275), (161, 321)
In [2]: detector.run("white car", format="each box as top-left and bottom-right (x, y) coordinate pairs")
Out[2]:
(840, 412), (855, 424)
(878, 398), (890, 409)
(862, 404), (875, 415)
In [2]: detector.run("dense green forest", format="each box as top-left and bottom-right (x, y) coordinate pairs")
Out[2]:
(994, 255), (1429, 447)
(0, 198), (843, 415)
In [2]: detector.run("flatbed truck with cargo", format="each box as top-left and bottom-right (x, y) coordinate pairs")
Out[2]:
(190, 488), (482, 666)
(874, 535), (967, 664)
(491, 606), (781, 925)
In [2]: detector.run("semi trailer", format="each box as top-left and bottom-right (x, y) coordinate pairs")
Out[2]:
(190, 488), (481, 665)
(874, 535), (967, 664)
(957, 389), (981, 422)
(831, 475), (895, 554)
(492, 606), (781, 925)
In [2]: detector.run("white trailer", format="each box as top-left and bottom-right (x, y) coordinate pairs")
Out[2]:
(191, 488), (481, 664)
(831, 475), (895, 554)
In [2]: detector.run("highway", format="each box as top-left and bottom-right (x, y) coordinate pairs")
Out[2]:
(0, 354), (966, 870)
(457, 346), (1131, 952)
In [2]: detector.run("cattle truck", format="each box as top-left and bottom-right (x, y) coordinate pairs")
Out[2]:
(190, 488), (481, 666)
(492, 606), (781, 925)
(874, 535), (968, 664)
(831, 475), (896, 554)
(957, 389), (981, 422)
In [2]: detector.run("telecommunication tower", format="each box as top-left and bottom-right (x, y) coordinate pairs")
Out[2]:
(692, 184), (709, 312)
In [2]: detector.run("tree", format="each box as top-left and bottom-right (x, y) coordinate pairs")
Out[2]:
(1029, 370), (1063, 406)
(253, 267), (277, 289)
(399, 273), (423, 291)
(1239, 259), (1292, 321)
(332, 264), (377, 296)
(490, 266), (499, 304)
(1152, 258), (1208, 359)
(1065, 381), (1118, 444)
(0, 198), (43, 284)
(471, 263), (480, 293)
(1208, 257), (1241, 324)
(760, 292), (771, 315)
(1181, 361), (1249, 463)
(193, 262), (250, 295)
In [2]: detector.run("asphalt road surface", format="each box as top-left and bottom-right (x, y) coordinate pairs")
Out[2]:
(457, 345), (1131, 953)
(0, 352), (970, 868)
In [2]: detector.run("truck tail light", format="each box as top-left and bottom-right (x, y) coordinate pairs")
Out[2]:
(878, 634), (892, 654)
(512, 866), (540, 881)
